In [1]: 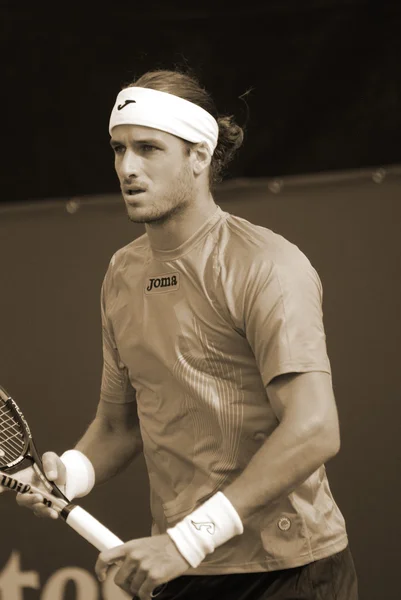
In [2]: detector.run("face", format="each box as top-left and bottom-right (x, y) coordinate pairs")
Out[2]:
(110, 124), (196, 225)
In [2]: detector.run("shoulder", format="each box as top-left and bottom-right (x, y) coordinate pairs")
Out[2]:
(217, 209), (314, 277)
(102, 233), (149, 293)
(109, 233), (149, 269)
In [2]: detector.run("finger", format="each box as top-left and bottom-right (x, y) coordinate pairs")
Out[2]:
(33, 504), (59, 519)
(114, 562), (143, 596)
(95, 545), (127, 581)
(137, 576), (160, 600)
(131, 573), (150, 599)
(130, 564), (164, 600)
(16, 492), (43, 508)
(16, 492), (58, 519)
(42, 451), (66, 485)
(150, 583), (168, 598)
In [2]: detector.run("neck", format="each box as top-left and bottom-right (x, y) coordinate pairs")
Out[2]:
(145, 192), (217, 251)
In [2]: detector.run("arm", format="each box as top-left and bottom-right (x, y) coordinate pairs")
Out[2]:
(94, 370), (342, 593)
(14, 397), (143, 516)
(223, 370), (340, 522)
(74, 397), (143, 486)
(81, 267), (143, 485)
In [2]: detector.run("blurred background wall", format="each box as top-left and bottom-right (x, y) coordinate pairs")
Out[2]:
(0, 171), (400, 599)
(1, 1), (400, 599)
(1, 1), (400, 204)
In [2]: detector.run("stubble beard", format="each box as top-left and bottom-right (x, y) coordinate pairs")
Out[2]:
(125, 163), (194, 226)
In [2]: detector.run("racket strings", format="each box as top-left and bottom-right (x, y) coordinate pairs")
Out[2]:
(0, 402), (25, 465)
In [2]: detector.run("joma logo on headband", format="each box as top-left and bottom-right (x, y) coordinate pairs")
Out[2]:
(117, 99), (137, 110)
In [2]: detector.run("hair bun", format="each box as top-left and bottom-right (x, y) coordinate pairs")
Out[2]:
(217, 116), (244, 151)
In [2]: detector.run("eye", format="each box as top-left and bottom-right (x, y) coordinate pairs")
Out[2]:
(141, 144), (158, 153)
(112, 144), (125, 154)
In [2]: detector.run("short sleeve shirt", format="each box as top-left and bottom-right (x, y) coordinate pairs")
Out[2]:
(100, 205), (348, 573)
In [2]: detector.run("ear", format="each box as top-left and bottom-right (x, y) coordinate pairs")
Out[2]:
(190, 143), (212, 176)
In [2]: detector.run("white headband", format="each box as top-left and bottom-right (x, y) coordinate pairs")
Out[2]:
(109, 87), (219, 155)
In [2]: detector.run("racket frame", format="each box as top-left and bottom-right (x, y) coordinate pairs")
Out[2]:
(0, 384), (70, 503)
(0, 384), (125, 551)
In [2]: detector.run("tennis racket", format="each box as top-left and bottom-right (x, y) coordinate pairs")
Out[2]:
(0, 383), (168, 597)
(0, 383), (123, 551)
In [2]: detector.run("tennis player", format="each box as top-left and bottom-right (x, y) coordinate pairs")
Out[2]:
(15, 69), (358, 599)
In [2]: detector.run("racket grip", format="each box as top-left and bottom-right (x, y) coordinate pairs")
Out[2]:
(64, 505), (124, 551)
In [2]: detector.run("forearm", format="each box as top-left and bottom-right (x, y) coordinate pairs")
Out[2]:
(74, 418), (143, 486)
(165, 421), (337, 570)
(224, 419), (339, 523)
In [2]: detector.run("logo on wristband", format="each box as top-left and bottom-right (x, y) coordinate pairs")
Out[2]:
(190, 520), (215, 535)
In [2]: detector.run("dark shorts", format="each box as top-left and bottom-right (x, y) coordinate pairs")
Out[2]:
(147, 545), (358, 600)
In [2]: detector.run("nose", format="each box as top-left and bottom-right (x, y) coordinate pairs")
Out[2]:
(117, 149), (140, 180)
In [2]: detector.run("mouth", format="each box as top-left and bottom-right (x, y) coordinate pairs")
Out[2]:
(124, 189), (147, 204)
(125, 189), (145, 196)
(124, 189), (147, 207)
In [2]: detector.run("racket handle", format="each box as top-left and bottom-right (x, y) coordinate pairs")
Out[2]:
(63, 505), (124, 551)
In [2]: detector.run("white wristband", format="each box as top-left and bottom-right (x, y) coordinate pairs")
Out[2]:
(166, 492), (244, 568)
(60, 450), (96, 501)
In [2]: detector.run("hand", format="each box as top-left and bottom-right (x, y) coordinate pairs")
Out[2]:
(95, 533), (191, 599)
(14, 452), (67, 519)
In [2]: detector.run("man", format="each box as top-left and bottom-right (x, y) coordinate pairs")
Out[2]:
(14, 69), (358, 599)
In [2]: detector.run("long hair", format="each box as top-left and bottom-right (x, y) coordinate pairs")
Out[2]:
(125, 69), (245, 188)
